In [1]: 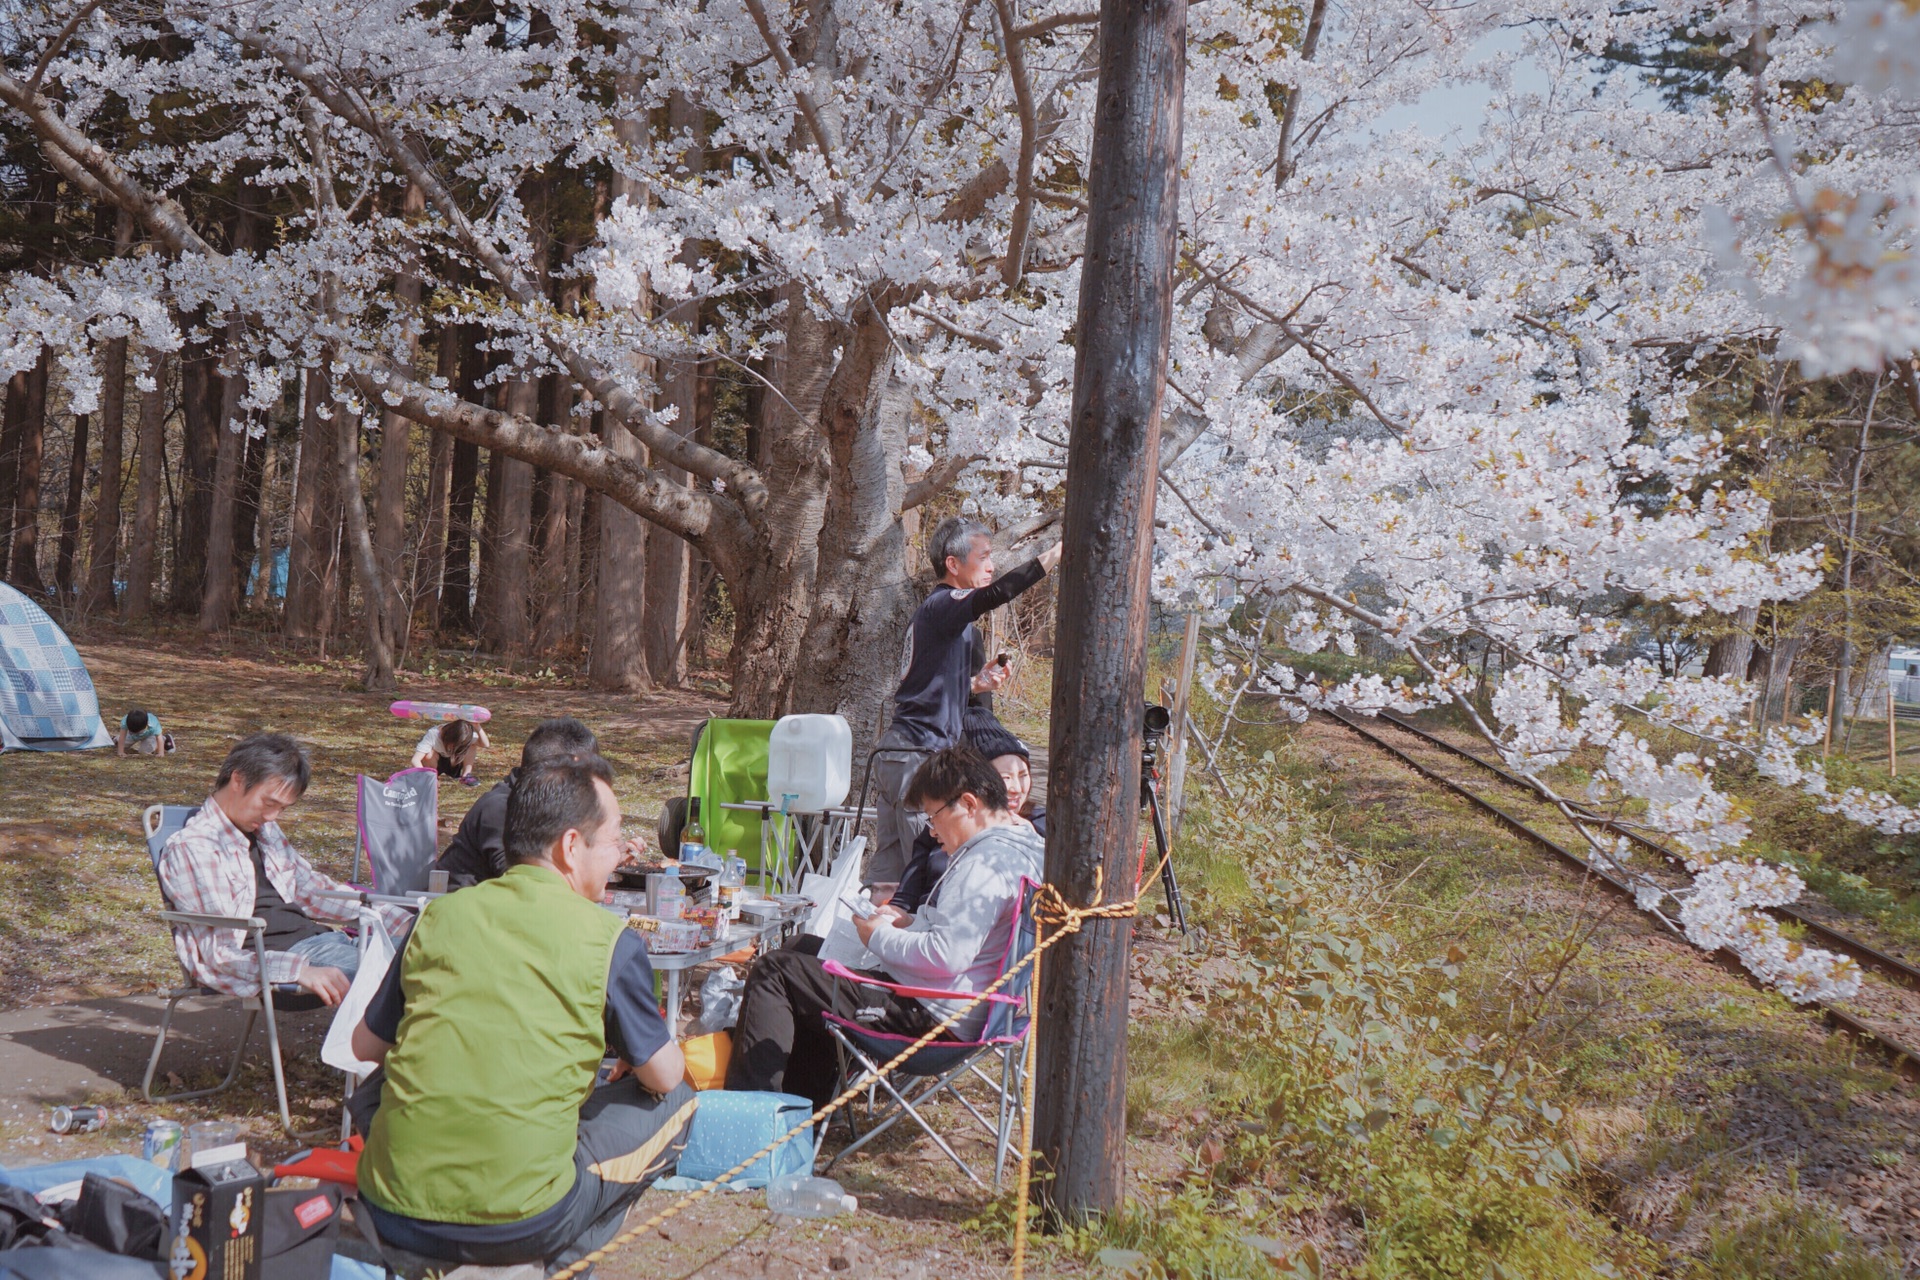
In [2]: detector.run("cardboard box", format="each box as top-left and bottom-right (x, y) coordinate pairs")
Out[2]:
(167, 1144), (264, 1280)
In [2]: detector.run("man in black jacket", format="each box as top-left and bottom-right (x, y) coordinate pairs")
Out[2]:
(433, 717), (602, 887)
(868, 517), (1060, 885)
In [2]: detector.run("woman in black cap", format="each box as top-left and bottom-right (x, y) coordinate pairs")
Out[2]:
(890, 704), (1045, 912)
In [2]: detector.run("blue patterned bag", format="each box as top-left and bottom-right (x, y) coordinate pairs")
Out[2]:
(672, 1091), (814, 1189)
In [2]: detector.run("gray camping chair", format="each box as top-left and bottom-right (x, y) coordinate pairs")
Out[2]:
(140, 803), (353, 1137)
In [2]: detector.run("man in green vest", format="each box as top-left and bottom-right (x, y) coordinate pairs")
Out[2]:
(349, 756), (694, 1274)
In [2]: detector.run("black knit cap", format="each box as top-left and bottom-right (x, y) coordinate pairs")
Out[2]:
(962, 704), (1029, 762)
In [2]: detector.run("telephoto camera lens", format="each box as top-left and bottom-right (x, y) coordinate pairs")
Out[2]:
(1143, 703), (1172, 737)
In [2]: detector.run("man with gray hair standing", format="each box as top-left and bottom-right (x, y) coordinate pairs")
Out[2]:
(158, 732), (409, 1004)
(868, 516), (1060, 885)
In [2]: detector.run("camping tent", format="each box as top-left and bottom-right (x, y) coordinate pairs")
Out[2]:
(0, 583), (112, 751)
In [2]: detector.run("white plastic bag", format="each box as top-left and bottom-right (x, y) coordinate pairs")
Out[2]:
(690, 968), (745, 1035)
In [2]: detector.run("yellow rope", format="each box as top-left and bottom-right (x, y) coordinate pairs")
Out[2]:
(548, 856), (1166, 1280)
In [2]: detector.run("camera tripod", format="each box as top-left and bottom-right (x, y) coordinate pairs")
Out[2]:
(1141, 730), (1189, 935)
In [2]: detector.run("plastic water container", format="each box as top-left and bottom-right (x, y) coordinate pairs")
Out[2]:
(766, 714), (853, 812)
(766, 1174), (856, 1218)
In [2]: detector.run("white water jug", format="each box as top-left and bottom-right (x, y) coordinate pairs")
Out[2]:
(766, 714), (853, 812)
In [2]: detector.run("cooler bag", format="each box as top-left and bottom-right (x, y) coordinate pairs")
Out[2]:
(673, 1091), (813, 1188)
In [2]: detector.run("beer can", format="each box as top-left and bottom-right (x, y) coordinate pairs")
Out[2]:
(143, 1119), (184, 1170)
(49, 1105), (108, 1135)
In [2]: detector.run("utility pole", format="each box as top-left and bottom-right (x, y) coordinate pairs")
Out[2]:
(1034, 0), (1187, 1225)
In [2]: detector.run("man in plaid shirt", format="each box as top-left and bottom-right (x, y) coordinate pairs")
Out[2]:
(158, 733), (409, 1002)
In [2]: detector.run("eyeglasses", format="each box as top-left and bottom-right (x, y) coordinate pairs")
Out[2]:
(924, 798), (959, 822)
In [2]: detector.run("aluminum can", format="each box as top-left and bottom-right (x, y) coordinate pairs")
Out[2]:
(143, 1119), (185, 1170)
(49, 1105), (108, 1135)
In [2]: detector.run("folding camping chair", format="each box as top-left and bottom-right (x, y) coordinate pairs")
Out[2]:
(820, 877), (1039, 1188)
(348, 768), (441, 895)
(678, 718), (777, 881)
(139, 804), (336, 1137)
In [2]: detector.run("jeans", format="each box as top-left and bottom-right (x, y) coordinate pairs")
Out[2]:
(867, 748), (933, 886)
(354, 1074), (697, 1273)
(285, 929), (363, 980)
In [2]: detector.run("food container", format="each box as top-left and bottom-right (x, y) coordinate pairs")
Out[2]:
(681, 906), (723, 946)
(627, 916), (703, 953)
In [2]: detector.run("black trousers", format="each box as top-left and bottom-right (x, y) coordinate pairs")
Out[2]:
(724, 936), (939, 1110)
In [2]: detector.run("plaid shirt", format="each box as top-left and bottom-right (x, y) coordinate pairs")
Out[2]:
(156, 797), (408, 997)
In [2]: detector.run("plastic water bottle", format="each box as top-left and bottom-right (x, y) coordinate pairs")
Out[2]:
(718, 852), (747, 922)
(766, 1174), (856, 1218)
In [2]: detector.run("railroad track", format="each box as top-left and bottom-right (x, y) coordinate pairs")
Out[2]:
(1323, 708), (1920, 1077)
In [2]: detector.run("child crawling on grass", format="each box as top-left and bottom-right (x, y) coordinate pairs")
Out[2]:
(115, 707), (177, 757)
(410, 718), (490, 786)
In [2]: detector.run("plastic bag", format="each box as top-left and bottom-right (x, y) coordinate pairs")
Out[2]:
(690, 968), (745, 1035)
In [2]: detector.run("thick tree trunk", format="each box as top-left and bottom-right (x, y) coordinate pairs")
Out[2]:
(533, 465), (572, 651)
(84, 312), (129, 615)
(284, 366), (338, 639)
(720, 297), (836, 716)
(196, 322), (248, 629)
(173, 337), (220, 611)
(787, 316), (920, 746)
(123, 350), (168, 620)
(591, 428), (652, 689)
(1034, 0), (1185, 1223)
(56, 412), (88, 601)
(479, 381), (535, 654)
(377, 181), (426, 649)
(643, 91), (706, 687)
(1703, 605), (1759, 682)
(5, 348), (51, 594)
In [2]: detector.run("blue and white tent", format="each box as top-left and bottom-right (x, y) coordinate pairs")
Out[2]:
(0, 583), (111, 751)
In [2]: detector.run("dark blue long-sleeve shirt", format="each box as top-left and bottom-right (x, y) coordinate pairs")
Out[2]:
(879, 558), (1047, 749)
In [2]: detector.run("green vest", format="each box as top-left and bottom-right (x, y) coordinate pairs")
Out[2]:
(360, 863), (627, 1223)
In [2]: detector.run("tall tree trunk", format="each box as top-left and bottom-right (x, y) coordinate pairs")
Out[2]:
(1834, 377), (1883, 744)
(439, 322), (485, 634)
(123, 350), (169, 620)
(643, 91), (706, 687)
(591, 437), (651, 688)
(83, 305), (130, 614)
(421, 414), (452, 629)
(442, 439), (479, 633)
(199, 192), (263, 630)
(55, 412), (88, 601)
(284, 366), (338, 639)
(334, 372), (396, 688)
(1034, 0), (1185, 1223)
(173, 336), (220, 611)
(533, 463), (572, 651)
(232, 423), (269, 605)
(377, 181), (427, 650)
(248, 430), (279, 611)
(561, 473), (586, 644)
(0, 367), (26, 575)
(6, 347), (51, 594)
(479, 381), (535, 654)
(475, 447), (504, 636)
(573, 464), (599, 649)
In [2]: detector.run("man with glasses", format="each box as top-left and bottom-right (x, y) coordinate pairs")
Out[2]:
(726, 745), (1043, 1108)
